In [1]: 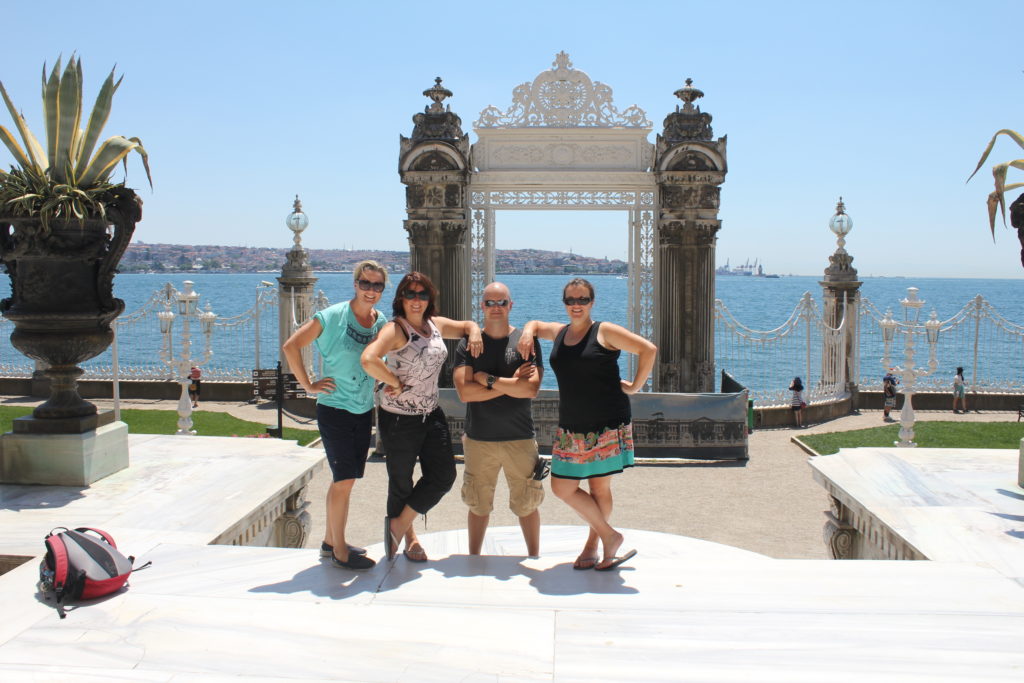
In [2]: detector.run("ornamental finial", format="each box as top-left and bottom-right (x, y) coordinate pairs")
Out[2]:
(423, 77), (453, 114)
(673, 78), (705, 112)
(292, 194), (303, 214)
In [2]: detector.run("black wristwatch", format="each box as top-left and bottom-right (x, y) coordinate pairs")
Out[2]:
(486, 374), (496, 390)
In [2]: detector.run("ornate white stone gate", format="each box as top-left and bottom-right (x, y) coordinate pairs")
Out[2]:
(399, 53), (728, 391)
(469, 53), (656, 340)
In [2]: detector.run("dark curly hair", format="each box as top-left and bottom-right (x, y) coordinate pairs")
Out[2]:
(392, 271), (438, 320)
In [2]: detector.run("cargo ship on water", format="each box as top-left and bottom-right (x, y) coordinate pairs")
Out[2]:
(715, 258), (780, 278)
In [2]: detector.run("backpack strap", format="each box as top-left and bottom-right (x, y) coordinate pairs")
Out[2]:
(74, 527), (117, 549)
(43, 533), (70, 618)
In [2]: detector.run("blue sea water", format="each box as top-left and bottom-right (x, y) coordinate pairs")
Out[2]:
(0, 272), (1020, 393)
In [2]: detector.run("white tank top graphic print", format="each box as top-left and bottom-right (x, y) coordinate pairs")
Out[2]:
(378, 317), (447, 416)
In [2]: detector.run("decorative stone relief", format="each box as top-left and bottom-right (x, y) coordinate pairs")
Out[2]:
(474, 52), (651, 129)
(669, 151), (715, 172)
(274, 489), (311, 548)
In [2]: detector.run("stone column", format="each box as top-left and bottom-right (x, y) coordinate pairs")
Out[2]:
(653, 79), (727, 393)
(278, 196), (316, 375)
(819, 198), (861, 395)
(399, 78), (471, 386)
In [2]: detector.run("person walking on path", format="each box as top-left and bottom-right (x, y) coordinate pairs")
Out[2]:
(361, 272), (483, 563)
(518, 277), (656, 571)
(882, 371), (898, 421)
(188, 366), (201, 408)
(453, 282), (545, 557)
(789, 377), (805, 428)
(953, 366), (968, 413)
(282, 260), (388, 572)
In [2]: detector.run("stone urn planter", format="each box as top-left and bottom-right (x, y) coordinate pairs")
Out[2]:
(0, 188), (141, 422)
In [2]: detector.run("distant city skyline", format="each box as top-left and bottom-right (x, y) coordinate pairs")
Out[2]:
(3, 1), (1023, 278)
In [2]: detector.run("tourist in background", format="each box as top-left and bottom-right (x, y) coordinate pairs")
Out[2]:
(282, 260), (388, 572)
(188, 366), (201, 408)
(361, 271), (482, 563)
(518, 277), (656, 571)
(882, 371), (898, 421)
(789, 377), (805, 428)
(952, 366), (967, 413)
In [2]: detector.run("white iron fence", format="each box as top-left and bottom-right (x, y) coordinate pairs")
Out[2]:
(859, 294), (1024, 393)
(2, 285), (1023, 401)
(715, 292), (849, 407)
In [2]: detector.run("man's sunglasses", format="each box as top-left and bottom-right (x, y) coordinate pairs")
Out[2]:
(402, 290), (431, 301)
(484, 299), (509, 308)
(563, 296), (593, 306)
(356, 279), (385, 293)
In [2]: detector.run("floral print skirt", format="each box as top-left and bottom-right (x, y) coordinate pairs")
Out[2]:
(551, 422), (635, 480)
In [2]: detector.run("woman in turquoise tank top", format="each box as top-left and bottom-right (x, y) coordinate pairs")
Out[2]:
(283, 260), (388, 572)
(519, 278), (657, 572)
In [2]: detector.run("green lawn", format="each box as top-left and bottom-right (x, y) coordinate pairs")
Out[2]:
(0, 406), (319, 446)
(799, 421), (1024, 455)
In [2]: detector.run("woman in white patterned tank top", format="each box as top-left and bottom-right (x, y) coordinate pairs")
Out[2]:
(362, 272), (482, 563)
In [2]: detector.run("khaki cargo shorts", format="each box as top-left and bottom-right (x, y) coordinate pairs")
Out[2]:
(461, 436), (544, 517)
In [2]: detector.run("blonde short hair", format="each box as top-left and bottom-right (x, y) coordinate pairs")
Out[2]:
(353, 260), (387, 285)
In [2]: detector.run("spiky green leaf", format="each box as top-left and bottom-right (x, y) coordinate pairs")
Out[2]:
(78, 135), (140, 187)
(969, 129), (1024, 182)
(0, 81), (46, 171)
(52, 57), (82, 184)
(126, 136), (152, 188)
(74, 68), (121, 179)
(42, 58), (62, 170)
(0, 125), (32, 170)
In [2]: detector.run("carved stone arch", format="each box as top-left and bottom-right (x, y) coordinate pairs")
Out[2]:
(400, 142), (467, 173)
(658, 144), (726, 173)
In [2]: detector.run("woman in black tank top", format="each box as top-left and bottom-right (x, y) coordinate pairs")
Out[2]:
(519, 278), (657, 572)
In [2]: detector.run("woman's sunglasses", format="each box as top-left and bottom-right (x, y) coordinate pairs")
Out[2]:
(356, 279), (385, 293)
(402, 290), (431, 301)
(563, 296), (592, 306)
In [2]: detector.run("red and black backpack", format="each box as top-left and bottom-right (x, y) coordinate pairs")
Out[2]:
(38, 527), (148, 618)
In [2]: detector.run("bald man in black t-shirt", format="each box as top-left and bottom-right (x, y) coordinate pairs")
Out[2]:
(453, 282), (544, 557)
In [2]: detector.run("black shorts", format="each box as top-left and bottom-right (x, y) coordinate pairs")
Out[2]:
(317, 403), (373, 482)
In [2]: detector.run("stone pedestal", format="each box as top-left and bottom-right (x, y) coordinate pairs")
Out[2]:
(0, 420), (129, 486)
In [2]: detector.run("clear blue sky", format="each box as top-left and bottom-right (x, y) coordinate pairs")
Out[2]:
(3, 1), (1023, 278)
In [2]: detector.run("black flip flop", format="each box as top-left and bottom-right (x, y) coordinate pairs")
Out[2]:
(595, 548), (637, 571)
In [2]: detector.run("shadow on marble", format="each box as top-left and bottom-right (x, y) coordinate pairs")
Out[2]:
(249, 558), (387, 600)
(0, 484), (85, 509)
(381, 554), (639, 597)
(998, 487), (1024, 501)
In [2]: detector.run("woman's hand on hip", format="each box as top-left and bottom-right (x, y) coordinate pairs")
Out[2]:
(308, 377), (336, 395)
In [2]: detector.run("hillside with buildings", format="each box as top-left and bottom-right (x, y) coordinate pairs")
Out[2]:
(121, 243), (628, 275)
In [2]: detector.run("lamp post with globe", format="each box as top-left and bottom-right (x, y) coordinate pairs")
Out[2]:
(820, 197), (862, 395)
(880, 288), (941, 447)
(158, 281), (217, 436)
(278, 196), (316, 375)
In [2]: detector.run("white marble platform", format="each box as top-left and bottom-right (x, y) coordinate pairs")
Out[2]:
(810, 447), (1024, 583)
(0, 433), (324, 566)
(0, 525), (1022, 681)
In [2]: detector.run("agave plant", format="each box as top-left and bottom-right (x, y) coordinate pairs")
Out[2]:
(0, 55), (151, 231)
(968, 128), (1024, 237)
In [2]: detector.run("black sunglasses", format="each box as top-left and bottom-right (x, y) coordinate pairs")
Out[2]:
(563, 296), (593, 306)
(484, 299), (509, 307)
(356, 279), (385, 293)
(402, 290), (431, 301)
